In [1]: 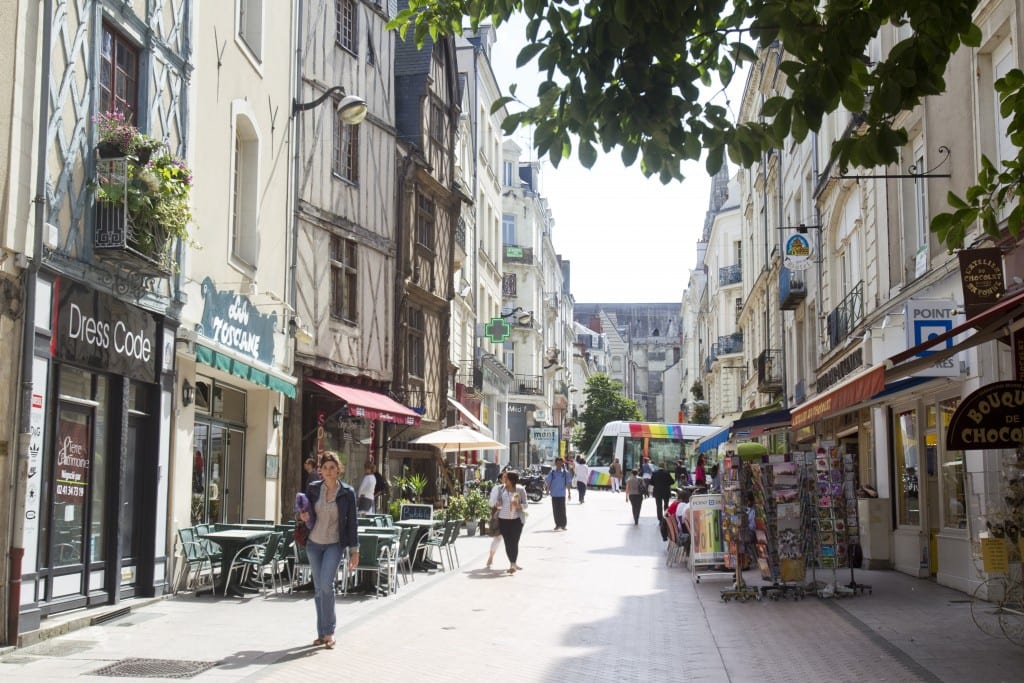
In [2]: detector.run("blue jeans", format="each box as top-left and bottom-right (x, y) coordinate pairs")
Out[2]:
(306, 540), (344, 638)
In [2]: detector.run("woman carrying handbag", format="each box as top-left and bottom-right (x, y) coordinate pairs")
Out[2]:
(489, 471), (528, 574)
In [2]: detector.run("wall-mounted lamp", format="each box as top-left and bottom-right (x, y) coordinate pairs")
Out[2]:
(289, 316), (315, 344)
(272, 406), (282, 429)
(293, 85), (368, 125)
(182, 379), (194, 407)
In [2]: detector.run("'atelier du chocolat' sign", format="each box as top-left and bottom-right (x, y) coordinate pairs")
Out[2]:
(958, 248), (1004, 319)
(946, 381), (1024, 450)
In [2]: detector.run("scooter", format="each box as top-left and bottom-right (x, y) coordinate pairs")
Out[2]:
(521, 474), (546, 502)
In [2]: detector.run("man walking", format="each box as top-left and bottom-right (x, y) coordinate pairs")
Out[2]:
(650, 465), (675, 537)
(574, 456), (590, 504)
(545, 457), (572, 530)
(640, 457), (653, 497)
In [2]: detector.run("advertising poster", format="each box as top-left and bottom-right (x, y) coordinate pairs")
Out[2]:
(529, 427), (559, 466)
(56, 413), (91, 504)
(688, 493), (725, 564)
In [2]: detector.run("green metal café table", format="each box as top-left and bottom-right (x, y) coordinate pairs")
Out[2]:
(198, 528), (272, 596)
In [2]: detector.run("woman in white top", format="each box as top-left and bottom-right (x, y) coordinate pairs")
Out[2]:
(356, 462), (377, 513)
(486, 472), (508, 569)
(489, 470), (528, 574)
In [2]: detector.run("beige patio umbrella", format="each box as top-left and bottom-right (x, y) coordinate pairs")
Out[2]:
(410, 425), (507, 495)
(410, 424), (507, 453)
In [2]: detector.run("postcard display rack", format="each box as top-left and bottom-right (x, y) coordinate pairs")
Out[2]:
(750, 460), (807, 601)
(720, 456), (761, 602)
(810, 445), (870, 597)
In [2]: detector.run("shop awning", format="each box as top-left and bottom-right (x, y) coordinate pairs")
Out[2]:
(447, 395), (492, 436)
(307, 378), (421, 426)
(790, 364), (886, 430)
(885, 287), (1024, 381)
(731, 408), (791, 434)
(697, 424), (731, 454)
(195, 343), (296, 398)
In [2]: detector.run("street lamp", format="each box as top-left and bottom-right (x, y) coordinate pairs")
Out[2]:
(293, 85), (368, 125)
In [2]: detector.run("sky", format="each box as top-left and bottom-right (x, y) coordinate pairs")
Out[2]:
(489, 18), (731, 304)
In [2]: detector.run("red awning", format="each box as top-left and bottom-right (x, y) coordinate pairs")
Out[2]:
(308, 379), (421, 426)
(790, 365), (886, 430)
(885, 287), (1024, 381)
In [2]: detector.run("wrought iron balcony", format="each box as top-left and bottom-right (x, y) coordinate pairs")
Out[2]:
(512, 374), (544, 396)
(826, 280), (865, 351)
(718, 263), (742, 286)
(717, 332), (743, 355)
(93, 157), (173, 276)
(779, 266), (807, 310)
(757, 348), (783, 393)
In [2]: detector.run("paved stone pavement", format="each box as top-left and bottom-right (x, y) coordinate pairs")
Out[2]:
(4, 489), (1024, 682)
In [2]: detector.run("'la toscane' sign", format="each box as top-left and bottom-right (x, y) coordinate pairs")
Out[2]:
(198, 277), (277, 365)
(946, 381), (1024, 449)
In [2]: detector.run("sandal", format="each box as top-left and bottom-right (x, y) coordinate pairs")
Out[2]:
(313, 638), (324, 646)
(324, 637), (336, 649)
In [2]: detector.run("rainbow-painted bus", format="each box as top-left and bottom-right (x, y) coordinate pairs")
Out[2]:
(583, 421), (721, 488)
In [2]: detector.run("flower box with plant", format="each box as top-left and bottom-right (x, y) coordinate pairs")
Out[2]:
(92, 111), (195, 273)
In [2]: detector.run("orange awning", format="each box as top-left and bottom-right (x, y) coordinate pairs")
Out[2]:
(790, 365), (886, 430)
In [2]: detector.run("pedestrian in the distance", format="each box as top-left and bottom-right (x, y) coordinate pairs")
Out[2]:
(564, 456), (576, 501)
(650, 464), (674, 525)
(574, 455), (590, 504)
(302, 457), (317, 488)
(694, 454), (707, 488)
(356, 461), (376, 513)
(490, 471), (528, 574)
(640, 457), (653, 497)
(298, 451), (359, 649)
(544, 457), (572, 530)
(608, 458), (622, 492)
(486, 472), (508, 568)
(625, 469), (645, 525)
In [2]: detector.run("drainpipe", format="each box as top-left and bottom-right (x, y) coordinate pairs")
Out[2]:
(8, 0), (52, 646)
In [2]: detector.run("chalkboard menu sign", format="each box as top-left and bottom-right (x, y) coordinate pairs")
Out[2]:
(400, 504), (433, 521)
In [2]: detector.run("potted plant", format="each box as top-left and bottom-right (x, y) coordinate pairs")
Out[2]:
(464, 488), (492, 536)
(92, 111), (195, 271)
(445, 494), (470, 525)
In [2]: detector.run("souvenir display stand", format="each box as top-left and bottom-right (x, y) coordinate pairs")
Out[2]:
(720, 452), (761, 602)
(752, 459), (806, 601)
(809, 444), (868, 598)
(688, 493), (728, 583)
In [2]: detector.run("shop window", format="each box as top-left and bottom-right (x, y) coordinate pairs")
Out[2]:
(99, 24), (139, 121)
(894, 408), (920, 526)
(333, 115), (359, 183)
(940, 398), (966, 529)
(212, 383), (246, 423)
(416, 192), (435, 249)
(335, 0), (358, 54)
(238, 0), (264, 60)
(194, 377), (212, 413)
(330, 235), (358, 322)
(231, 116), (260, 269)
(407, 306), (425, 378)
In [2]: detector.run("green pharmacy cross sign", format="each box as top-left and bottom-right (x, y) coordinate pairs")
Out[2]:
(485, 316), (511, 343)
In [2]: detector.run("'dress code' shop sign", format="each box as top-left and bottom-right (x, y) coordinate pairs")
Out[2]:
(54, 278), (159, 383)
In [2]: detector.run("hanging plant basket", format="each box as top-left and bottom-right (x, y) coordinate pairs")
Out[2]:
(97, 140), (125, 159)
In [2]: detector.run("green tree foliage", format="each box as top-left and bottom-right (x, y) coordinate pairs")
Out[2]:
(390, 1), (1023, 250)
(572, 374), (642, 453)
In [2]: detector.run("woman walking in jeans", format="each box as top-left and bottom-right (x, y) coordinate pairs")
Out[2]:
(625, 469), (645, 525)
(490, 471), (528, 574)
(298, 451), (358, 649)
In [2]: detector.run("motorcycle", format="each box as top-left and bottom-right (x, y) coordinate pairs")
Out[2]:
(521, 473), (546, 502)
